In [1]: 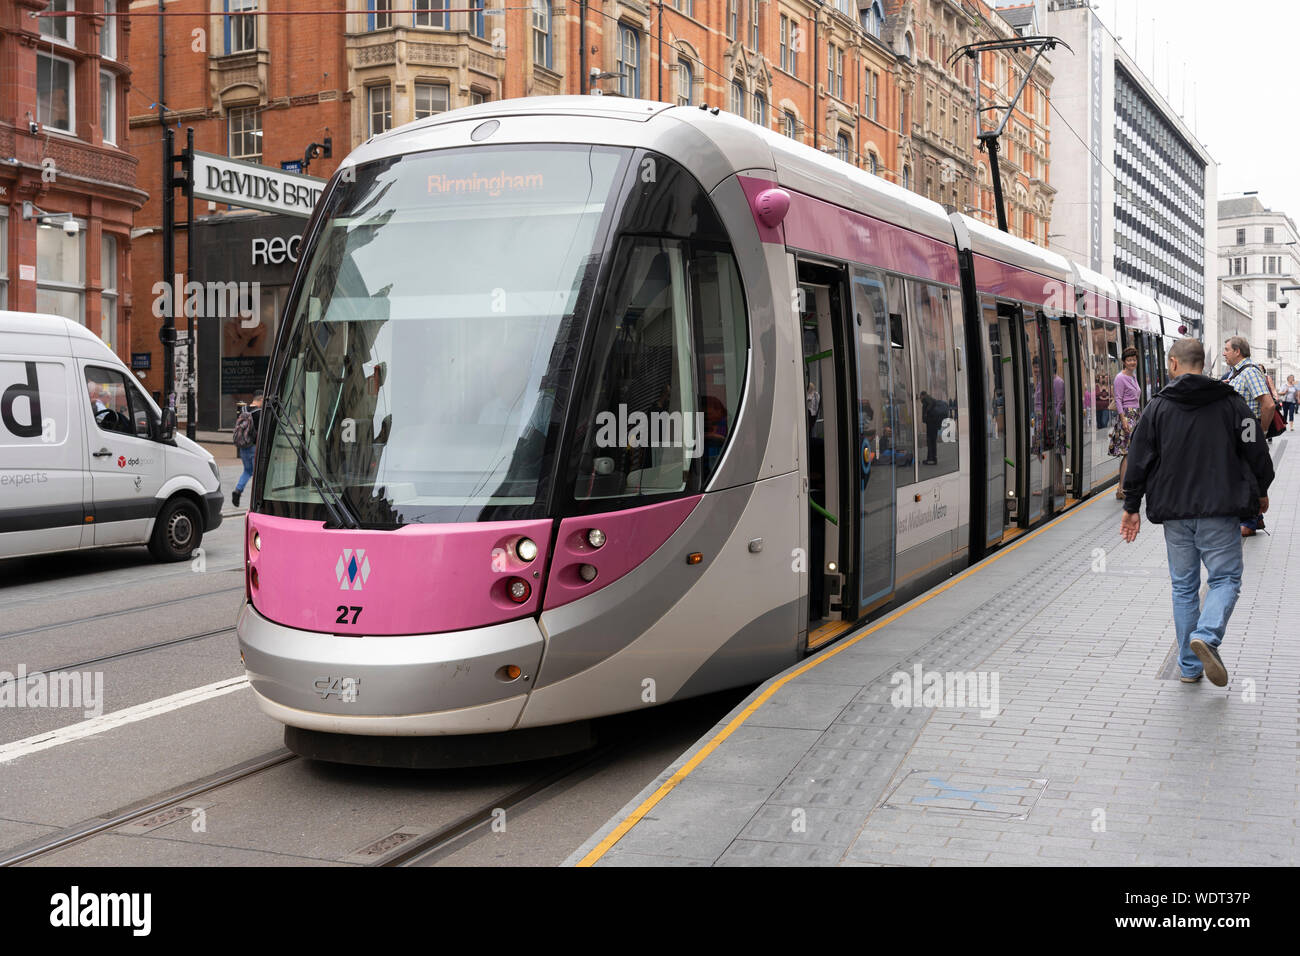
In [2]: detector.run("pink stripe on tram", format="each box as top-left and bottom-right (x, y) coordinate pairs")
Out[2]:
(973, 254), (1074, 311)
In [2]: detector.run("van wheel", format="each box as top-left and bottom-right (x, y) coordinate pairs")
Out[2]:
(150, 497), (203, 562)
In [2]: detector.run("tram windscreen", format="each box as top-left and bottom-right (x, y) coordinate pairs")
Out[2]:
(260, 144), (628, 525)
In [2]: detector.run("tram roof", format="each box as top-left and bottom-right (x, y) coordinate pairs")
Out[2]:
(956, 214), (1073, 285)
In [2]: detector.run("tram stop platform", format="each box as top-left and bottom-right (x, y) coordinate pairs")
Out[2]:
(568, 440), (1300, 867)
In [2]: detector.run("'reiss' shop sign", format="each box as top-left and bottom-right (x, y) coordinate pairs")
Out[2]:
(192, 151), (326, 218)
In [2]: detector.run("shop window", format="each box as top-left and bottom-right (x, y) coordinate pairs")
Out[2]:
(229, 106), (261, 162)
(37, 52), (74, 134)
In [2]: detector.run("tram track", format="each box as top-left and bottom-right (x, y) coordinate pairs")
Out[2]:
(0, 626), (237, 691)
(0, 584), (244, 642)
(0, 749), (299, 867)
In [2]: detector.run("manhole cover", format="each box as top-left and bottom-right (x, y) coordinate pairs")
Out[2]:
(879, 770), (1048, 820)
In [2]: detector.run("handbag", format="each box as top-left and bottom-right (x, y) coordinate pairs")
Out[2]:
(1231, 363), (1286, 439)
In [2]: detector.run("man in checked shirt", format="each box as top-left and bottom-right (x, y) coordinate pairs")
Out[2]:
(1223, 336), (1276, 537)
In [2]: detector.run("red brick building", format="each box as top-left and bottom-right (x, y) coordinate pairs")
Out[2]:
(1, 0), (144, 354)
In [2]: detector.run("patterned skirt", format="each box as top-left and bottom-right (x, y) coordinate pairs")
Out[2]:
(1107, 407), (1141, 457)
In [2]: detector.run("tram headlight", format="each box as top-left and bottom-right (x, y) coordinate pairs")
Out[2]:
(578, 564), (598, 583)
(251, 531), (261, 553)
(587, 528), (606, 549)
(507, 578), (531, 603)
(516, 537), (538, 562)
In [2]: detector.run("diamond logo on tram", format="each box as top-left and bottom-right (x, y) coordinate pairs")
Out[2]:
(335, 549), (371, 591)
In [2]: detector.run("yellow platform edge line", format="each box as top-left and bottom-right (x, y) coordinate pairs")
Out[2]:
(575, 493), (1111, 867)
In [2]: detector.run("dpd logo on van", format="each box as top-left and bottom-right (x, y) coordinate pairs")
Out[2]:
(335, 548), (371, 591)
(117, 455), (126, 468)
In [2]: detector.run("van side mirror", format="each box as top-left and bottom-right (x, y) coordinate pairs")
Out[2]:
(158, 408), (176, 442)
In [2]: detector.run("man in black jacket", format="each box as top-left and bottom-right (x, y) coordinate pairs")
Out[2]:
(1119, 338), (1274, 686)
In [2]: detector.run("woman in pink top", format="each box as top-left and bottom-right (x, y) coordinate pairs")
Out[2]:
(1108, 346), (1143, 499)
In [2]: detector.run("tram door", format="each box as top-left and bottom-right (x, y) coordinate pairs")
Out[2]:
(1066, 317), (1089, 499)
(1021, 310), (1046, 524)
(1044, 317), (1068, 513)
(798, 263), (855, 635)
(850, 268), (896, 611)
(981, 298), (1023, 542)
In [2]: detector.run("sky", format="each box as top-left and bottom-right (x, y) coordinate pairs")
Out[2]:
(1083, 0), (1300, 222)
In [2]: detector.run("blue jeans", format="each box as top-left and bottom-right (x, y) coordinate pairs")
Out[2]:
(1162, 517), (1243, 678)
(235, 445), (255, 493)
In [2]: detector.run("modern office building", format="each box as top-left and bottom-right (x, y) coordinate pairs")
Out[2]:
(1006, 0), (1219, 337)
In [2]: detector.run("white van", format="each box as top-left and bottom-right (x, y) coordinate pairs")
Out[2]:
(0, 311), (223, 562)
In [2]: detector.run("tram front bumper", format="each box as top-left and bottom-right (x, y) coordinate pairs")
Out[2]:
(237, 603), (544, 735)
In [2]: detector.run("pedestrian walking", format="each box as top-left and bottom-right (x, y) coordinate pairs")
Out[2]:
(1283, 374), (1298, 430)
(1223, 337), (1275, 536)
(1108, 346), (1142, 500)
(1120, 339), (1274, 686)
(231, 391), (263, 508)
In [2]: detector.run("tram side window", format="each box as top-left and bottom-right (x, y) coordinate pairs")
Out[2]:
(1090, 319), (1112, 430)
(885, 275), (918, 486)
(908, 280), (957, 477)
(570, 237), (747, 502)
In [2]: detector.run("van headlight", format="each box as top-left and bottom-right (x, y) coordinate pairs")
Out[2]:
(209, 460), (221, 483)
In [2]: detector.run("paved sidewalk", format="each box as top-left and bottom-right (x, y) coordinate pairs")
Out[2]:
(570, 439), (1299, 867)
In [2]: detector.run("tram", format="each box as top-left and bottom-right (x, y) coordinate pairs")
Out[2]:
(237, 97), (1191, 764)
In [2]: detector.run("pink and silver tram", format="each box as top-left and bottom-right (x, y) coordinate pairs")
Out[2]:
(237, 97), (1182, 764)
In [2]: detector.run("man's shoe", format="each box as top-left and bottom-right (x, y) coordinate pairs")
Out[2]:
(1180, 673), (1203, 683)
(1190, 639), (1228, 687)
(231, 490), (241, 507)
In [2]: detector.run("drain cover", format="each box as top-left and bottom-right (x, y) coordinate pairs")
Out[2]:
(343, 827), (428, 864)
(116, 804), (208, 834)
(879, 770), (1048, 820)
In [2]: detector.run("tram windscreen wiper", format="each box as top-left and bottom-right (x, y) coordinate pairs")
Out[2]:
(263, 396), (360, 529)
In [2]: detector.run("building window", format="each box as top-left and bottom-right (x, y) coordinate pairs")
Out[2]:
(753, 92), (767, 127)
(780, 16), (798, 75)
(228, 107), (261, 161)
(784, 110), (798, 140)
(101, 234), (118, 352)
(40, 0), (73, 45)
(836, 134), (851, 163)
(1268, 283), (1277, 302)
(36, 52), (74, 134)
(470, 0), (485, 38)
(868, 153), (878, 176)
(100, 71), (116, 146)
(369, 85), (392, 136)
(750, 0), (760, 49)
(0, 208), (7, 309)
(36, 222), (85, 326)
(366, 0), (392, 30)
(414, 0), (448, 28)
(866, 70), (878, 122)
(532, 0), (552, 67)
(902, 165), (910, 190)
(904, 32), (914, 62)
(730, 80), (745, 115)
(677, 59), (693, 107)
(100, 0), (117, 59)
(899, 90), (907, 131)
(617, 26), (639, 97)
(470, 90), (488, 105)
(414, 82), (449, 118)
(861, 2), (883, 38)
(1268, 339), (1277, 359)
(226, 0), (258, 52)
(1268, 312), (1277, 330)
(828, 44), (844, 100)
(1236, 228), (1246, 245)
(1265, 226), (1275, 244)
(1233, 284), (1242, 294)
(780, 16), (789, 72)
(727, 0), (737, 39)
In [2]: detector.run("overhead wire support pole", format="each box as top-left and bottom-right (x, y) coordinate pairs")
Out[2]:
(951, 35), (1072, 235)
